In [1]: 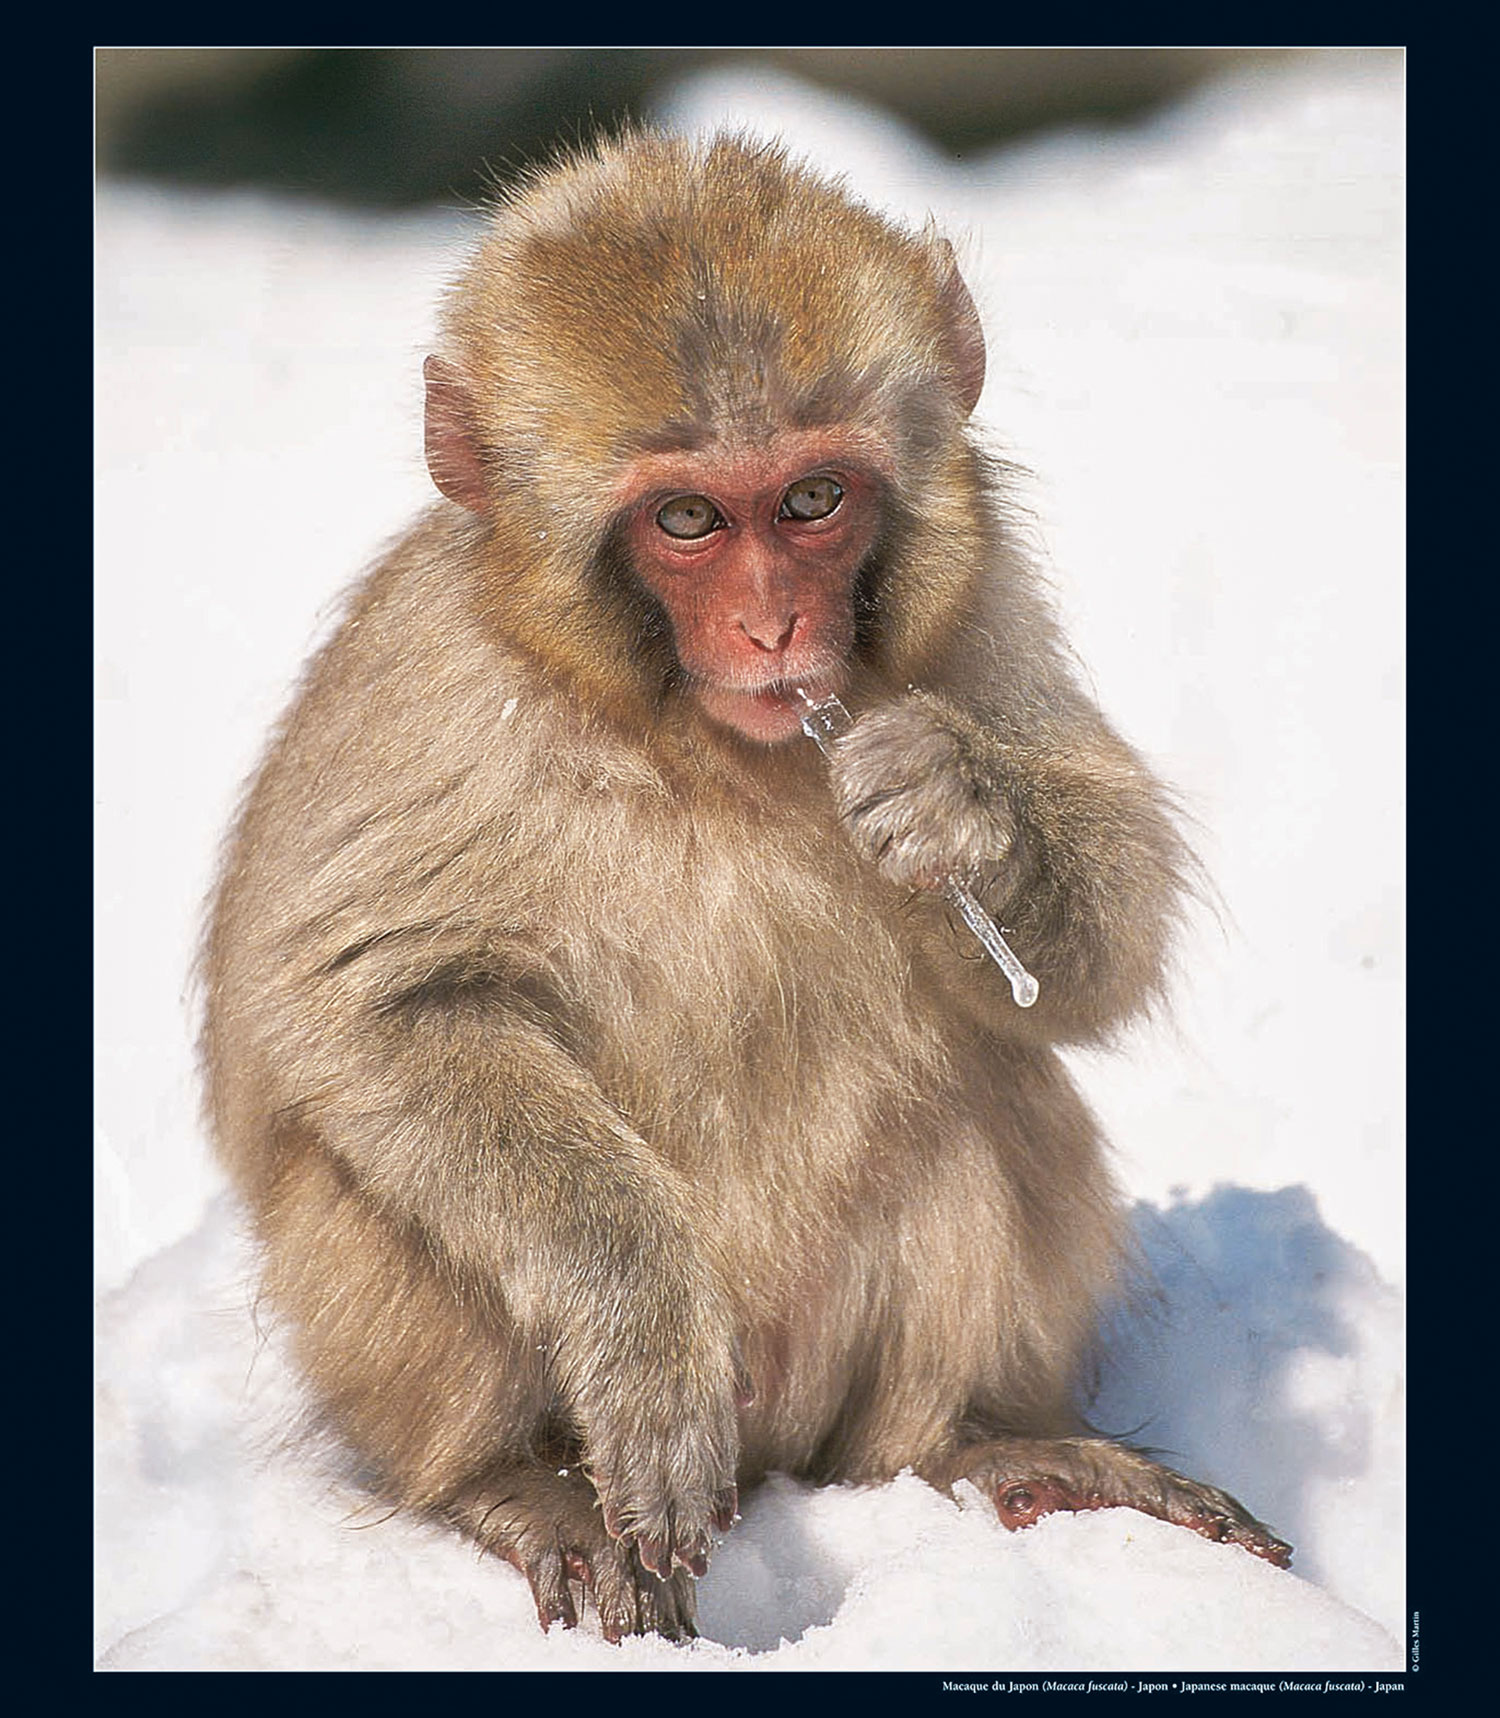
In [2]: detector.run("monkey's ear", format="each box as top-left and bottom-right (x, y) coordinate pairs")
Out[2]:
(936, 242), (986, 418)
(424, 356), (490, 513)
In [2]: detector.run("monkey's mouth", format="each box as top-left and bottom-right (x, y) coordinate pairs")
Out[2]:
(693, 676), (840, 745)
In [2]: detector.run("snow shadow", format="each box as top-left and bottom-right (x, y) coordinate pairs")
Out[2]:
(1091, 1183), (1395, 1591)
(693, 1475), (857, 1652)
(695, 1183), (1393, 1651)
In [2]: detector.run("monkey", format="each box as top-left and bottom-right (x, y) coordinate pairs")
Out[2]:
(200, 130), (1291, 1645)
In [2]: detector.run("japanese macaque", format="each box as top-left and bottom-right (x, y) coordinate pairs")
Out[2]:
(201, 130), (1290, 1644)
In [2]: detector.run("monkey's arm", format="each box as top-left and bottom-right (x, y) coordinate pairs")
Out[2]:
(829, 691), (1187, 1041)
(277, 981), (741, 1577)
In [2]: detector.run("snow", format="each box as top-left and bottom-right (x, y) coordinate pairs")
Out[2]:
(94, 51), (1405, 1672)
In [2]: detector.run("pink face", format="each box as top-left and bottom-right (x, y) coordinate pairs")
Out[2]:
(620, 435), (886, 743)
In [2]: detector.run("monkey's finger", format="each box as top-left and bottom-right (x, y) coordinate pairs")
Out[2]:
(593, 1545), (697, 1642)
(635, 1531), (675, 1578)
(597, 1491), (633, 1546)
(1162, 1480), (1294, 1568)
(1239, 1531), (1294, 1569)
(526, 1549), (580, 1632)
(649, 1573), (700, 1641)
(589, 1548), (636, 1644)
(1205, 1512), (1294, 1568)
(636, 1569), (699, 1642)
(595, 1587), (632, 1644)
(713, 1484), (739, 1532)
(674, 1529), (712, 1579)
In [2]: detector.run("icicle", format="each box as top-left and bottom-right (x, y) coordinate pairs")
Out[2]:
(795, 689), (1039, 1008)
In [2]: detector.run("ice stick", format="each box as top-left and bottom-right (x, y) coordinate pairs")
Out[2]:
(794, 689), (1040, 1008)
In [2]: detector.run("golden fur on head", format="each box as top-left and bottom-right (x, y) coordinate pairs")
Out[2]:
(435, 132), (990, 703)
(447, 132), (980, 484)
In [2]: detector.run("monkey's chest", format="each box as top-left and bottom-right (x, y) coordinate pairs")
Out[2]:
(552, 817), (965, 1177)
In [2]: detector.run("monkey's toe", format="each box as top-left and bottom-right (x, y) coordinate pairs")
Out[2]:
(508, 1532), (698, 1641)
(591, 1544), (699, 1643)
(1157, 1477), (1294, 1568)
(1191, 1507), (1294, 1568)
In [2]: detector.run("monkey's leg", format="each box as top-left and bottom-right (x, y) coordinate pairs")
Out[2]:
(446, 1465), (700, 1642)
(930, 1437), (1291, 1567)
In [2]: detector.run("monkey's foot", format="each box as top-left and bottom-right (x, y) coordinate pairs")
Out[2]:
(937, 1436), (1292, 1568)
(446, 1465), (699, 1641)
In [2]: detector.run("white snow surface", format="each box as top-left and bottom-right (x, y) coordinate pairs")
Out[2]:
(95, 53), (1405, 1672)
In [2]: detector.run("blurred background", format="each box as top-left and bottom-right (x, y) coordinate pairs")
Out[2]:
(97, 46), (1348, 206)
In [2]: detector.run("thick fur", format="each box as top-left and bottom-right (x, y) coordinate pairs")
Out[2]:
(201, 132), (1285, 1642)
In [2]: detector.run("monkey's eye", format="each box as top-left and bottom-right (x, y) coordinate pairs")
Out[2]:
(779, 476), (844, 522)
(656, 495), (723, 540)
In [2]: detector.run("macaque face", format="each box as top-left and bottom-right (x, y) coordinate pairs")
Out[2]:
(620, 437), (885, 743)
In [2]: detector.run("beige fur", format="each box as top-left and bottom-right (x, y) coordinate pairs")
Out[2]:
(201, 131), (1286, 1643)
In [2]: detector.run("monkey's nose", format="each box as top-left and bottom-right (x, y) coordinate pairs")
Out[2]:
(741, 614), (798, 653)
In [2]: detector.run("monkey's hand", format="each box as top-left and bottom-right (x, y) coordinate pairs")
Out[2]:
(829, 695), (1018, 898)
(574, 1293), (743, 1582)
(830, 690), (1189, 1039)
